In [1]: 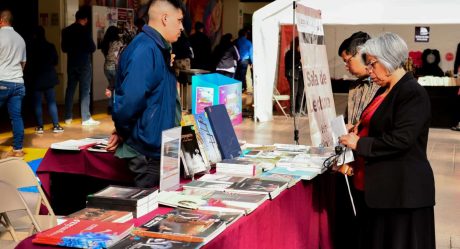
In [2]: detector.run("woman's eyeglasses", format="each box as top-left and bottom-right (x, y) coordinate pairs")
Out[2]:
(366, 60), (378, 71)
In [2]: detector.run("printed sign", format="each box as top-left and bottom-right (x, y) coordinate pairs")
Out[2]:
(415, 26), (430, 42)
(296, 4), (336, 147)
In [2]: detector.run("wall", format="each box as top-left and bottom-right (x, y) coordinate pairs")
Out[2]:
(325, 24), (460, 79)
(38, 0), (67, 103)
(222, 0), (269, 38)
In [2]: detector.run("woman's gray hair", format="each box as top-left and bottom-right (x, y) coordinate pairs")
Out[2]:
(359, 32), (408, 73)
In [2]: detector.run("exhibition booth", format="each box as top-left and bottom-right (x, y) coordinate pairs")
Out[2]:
(253, 0), (460, 123)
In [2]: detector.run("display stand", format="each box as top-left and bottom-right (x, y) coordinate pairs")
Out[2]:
(192, 73), (243, 125)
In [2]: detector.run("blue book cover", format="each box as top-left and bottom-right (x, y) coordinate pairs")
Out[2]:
(204, 104), (242, 159)
(194, 113), (222, 164)
(268, 167), (318, 180)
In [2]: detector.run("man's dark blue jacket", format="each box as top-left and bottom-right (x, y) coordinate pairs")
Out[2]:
(113, 25), (176, 158)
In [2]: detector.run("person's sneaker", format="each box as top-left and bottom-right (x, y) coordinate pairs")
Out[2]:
(65, 119), (72, 125)
(82, 118), (100, 126)
(52, 125), (64, 133)
(451, 126), (460, 131)
(3, 149), (25, 159)
(35, 127), (44, 134)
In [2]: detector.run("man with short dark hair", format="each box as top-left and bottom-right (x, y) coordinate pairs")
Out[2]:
(107, 0), (185, 188)
(338, 32), (379, 126)
(61, 9), (98, 126)
(0, 9), (26, 158)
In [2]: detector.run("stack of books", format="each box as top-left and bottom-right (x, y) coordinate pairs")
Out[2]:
(225, 178), (288, 199)
(86, 185), (158, 218)
(182, 174), (288, 200)
(110, 235), (202, 249)
(158, 189), (268, 215)
(259, 171), (302, 188)
(32, 219), (133, 248)
(50, 138), (108, 151)
(66, 207), (133, 223)
(133, 208), (241, 244)
(216, 158), (263, 177)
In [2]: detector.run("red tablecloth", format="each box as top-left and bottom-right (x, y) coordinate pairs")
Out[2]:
(37, 148), (133, 197)
(17, 174), (335, 249)
(22, 148), (335, 248)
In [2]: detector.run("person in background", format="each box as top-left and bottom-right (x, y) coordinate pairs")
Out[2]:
(172, 31), (193, 76)
(100, 26), (123, 114)
(28, 26), (64, 134)
(61, 9), (99, 126)
(214, 33), (240, 78)
(340, 32), (435, 249)
(107, 0), (184, 188)
(189, 21), (211, 70)
(0, 9), (27, 158)
(235, 27), (253, 91)
(334, 31), (379, 249)
(339, 31), (380, 127)
(284, 37), (304, 115)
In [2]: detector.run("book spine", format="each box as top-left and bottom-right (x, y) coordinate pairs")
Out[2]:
(132, 230), (204, 243)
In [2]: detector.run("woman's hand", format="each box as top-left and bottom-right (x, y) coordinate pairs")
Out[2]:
(339, 133), (360, 150)
(338, 164), (354, 176)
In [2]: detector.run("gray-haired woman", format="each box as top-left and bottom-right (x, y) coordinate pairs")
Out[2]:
(339, 32), (435, 249)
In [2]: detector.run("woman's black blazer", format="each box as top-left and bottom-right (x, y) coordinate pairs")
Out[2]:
(356, 72), (435, 209)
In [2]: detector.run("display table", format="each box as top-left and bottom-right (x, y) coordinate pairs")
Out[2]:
(424, 86), (460, 128)
(16, 173), (335, 249)
(37, 149), (134, 215)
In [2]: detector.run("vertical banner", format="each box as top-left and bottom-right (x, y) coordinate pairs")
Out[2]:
(296, 4), (336, 147)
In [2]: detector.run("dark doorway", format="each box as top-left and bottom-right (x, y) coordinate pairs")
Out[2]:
(0, 1), (38, 133)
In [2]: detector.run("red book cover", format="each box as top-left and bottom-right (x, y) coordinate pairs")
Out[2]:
(32, 219), (133, 248)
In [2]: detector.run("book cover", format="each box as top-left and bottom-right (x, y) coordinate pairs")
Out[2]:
(182, 180), (233, 191)
(86, 199), (158, 218)
(260, 171), (302, 187)
(32, 219), (133, 249)
(226, 178), (288, 199)
(216, 159), (261, 176)
(66, 208), (132, 223)
(197, 174), (245, 184)
(133, 209), (227, 243)
(87, 143), (109, 153)
(158, 191), (207, 209)
(180, 125), (210, 177)
(268, 167), (318, 181)
(50, 138), (107, 151)
(87, 185), (158, 207)
(194, 113), (222, 164)
(204, 104), (242, 159)
(181, 115), (211, 168)
(110, 235), (202, 249)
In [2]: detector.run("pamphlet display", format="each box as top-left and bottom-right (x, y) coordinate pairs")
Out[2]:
(160, 127), (182, 191)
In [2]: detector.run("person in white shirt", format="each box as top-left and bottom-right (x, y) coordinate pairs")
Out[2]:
(0, 9), (26, 158)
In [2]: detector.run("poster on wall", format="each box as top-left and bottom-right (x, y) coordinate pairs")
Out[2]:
(185, 0), (223, 47)
(415, 26), (430, 43)
(296, 4), (336, 147)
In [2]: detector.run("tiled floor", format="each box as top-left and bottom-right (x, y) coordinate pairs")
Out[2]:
(0, 94), (458, 248)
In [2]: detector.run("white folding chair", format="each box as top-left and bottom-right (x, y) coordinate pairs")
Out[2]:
(0, 158), (56, 238)
(273, 88), (290, 118)
(0, 180), (41, 242)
